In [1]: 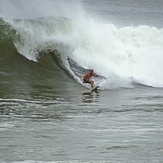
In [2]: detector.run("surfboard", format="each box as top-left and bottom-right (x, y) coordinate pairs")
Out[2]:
(91, 86), (99, 92)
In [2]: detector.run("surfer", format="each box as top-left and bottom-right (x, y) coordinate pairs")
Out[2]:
(82, 69), (99, 89)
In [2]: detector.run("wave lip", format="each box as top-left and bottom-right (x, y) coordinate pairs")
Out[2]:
(1, 17), (76, 61)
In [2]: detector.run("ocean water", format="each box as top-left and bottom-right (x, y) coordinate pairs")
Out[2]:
(0, 0), (163, 162)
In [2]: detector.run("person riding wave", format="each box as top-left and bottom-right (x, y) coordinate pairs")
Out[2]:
(82, 69), (99, 89)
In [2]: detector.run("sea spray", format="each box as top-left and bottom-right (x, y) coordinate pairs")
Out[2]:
(71, 21), (163, 88)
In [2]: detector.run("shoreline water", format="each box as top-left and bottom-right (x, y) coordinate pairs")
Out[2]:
(0, 84), (163, 162)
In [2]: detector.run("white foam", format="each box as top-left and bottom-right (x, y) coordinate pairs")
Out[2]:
(71, 21), (163, 88)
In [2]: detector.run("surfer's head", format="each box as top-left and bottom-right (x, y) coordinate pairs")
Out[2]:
(90, 69), (94, 73)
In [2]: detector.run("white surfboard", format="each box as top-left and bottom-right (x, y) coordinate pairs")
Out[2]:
(91, 86), (99, 92)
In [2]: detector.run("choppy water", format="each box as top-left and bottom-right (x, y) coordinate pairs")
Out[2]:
(0, 0), (163, 162)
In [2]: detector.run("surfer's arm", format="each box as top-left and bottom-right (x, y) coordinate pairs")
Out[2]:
(93, 73), (100, 77)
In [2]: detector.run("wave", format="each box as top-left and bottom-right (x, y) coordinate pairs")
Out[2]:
(1, 12), (163, 89)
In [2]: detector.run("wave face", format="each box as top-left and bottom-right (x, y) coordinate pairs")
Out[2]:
(1, 0), (163, 89)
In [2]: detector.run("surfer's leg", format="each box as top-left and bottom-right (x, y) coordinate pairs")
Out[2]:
(90, 80), (95, 88)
